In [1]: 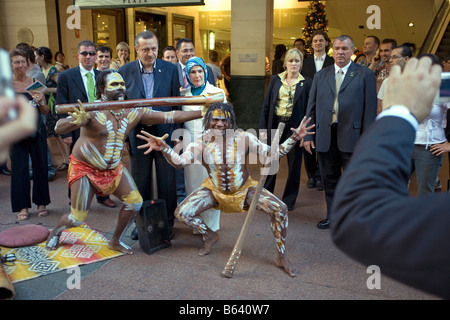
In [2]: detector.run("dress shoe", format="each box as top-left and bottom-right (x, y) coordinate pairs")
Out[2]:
(306, 178), (315, 188)
(317, 218), (330, 229)
(315, 179), (323, 191)
(97, 198), (117, 208)
(0, 168), (11, 175)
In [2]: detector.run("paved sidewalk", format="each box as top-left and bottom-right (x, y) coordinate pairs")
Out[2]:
(0, 154), (440, 301)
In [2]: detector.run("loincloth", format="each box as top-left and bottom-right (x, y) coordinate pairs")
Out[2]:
(201, 176), (258, 213)
(68, 154), (124, 197)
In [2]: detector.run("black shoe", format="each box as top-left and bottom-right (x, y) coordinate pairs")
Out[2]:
(306, 178), (315, 188)
(317, 219), (330, 229)
(315, 179), (323, 191)
(170, 226), (175, 240)
(131, 227), (139, 240)
(1, 168), (11, 175)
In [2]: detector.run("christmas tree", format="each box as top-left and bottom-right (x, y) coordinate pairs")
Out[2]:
(302, 0), (329, 55)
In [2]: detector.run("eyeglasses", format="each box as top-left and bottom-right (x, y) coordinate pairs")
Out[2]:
(79, 51), (96, 56)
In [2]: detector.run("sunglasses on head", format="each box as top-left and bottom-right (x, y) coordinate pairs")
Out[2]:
(79, 51), (96, 56)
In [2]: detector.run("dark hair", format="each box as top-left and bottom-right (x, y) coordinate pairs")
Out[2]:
(209, 50), (219, 62)
(15, 43), (35, 63)
(310, 30), (331, 52)
(54, 51), (65, 60)
(163, 46), (176, 54)
(135, 31), (157, 48)
(77, 40), (96, 52)
(96, 69), (117, 99)
(417, 53), (441, 66)
(96, 46), (113, 56)
(366, 35), (380, 47)
(294, 38), (305, 46)
(274, 44), (287, 60)
(381, 38), (397, 49)
(176, 38), (194, 51)
(394, 45), (413, 58)
(36, 46), (53, 64)
(203, 102), (237, 130)
(401, 42), (416, 54)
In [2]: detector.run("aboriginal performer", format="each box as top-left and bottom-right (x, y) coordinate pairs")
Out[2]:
(45, 70), (202, 254)
(137, 102), (314, 276)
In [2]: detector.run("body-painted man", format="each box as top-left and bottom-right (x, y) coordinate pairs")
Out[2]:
(137, 102), (314, 276)
(46, 70), (202, 254)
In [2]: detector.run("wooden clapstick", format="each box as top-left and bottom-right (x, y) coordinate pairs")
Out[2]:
(221, 122), (285, 278)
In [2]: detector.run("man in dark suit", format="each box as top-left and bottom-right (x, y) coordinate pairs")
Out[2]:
(57, 39), (116, 208)
(175, 38), (215, 89)
(301, 30), (334, 191)
(331, 57), (449, 299)
(119, 31), (180, 237)
(304, 34), (377, 229)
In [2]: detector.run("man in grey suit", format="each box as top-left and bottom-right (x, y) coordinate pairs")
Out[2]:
(119, 31), (180, 238)
(332, 56), (448, 299)
(304, 34), (377, 229)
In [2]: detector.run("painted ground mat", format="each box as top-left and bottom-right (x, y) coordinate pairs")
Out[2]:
(0, 224), (124, 283)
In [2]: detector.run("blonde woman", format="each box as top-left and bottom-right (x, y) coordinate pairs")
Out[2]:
(259, 48), (312, 211)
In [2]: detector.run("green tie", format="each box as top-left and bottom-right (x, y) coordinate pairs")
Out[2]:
(86, 72), (96, 102)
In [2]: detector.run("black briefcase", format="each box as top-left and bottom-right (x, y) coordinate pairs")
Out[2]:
(136, 199), (171, 254)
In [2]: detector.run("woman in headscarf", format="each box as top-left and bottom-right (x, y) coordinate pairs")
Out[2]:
(181, 56), (227, 234)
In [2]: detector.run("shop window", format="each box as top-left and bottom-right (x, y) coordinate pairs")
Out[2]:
(135, 11), (167, 56)
(92, 9), (126, 50)
(173, 15), (194, 46)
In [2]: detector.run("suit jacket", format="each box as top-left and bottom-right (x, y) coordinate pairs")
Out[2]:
(177, 62), (215, 88)
(331, 115), (450, 299)
(305, 61), (377, 153)
(301, 54), (334, 80)
(56, 66), (100, 140)
(119, 59), (180, 155)
(259, 74), (312, 141)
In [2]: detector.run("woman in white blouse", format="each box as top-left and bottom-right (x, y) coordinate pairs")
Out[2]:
(412, 54), (450, 195)
(180, 56), (227, 232)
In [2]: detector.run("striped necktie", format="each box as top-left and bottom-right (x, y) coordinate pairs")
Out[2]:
(86, 72), (96, 102)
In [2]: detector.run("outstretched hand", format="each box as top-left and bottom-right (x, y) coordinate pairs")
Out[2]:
(68, 100), (90, 126)
(137, 130), (169, 155)
(291, 116), (315, 143)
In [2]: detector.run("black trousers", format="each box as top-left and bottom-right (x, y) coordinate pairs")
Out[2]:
(10, 127), (50, 212)
(317, 124), (352, 218)
(304, 147), (321, 181)
(130, 125), (177, 226)
(264, 121), (303, 209)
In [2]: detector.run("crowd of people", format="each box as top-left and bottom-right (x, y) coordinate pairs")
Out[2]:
(1, 29), (449, 297)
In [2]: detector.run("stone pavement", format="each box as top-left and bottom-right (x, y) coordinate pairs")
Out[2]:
(0, 151), (440, 302)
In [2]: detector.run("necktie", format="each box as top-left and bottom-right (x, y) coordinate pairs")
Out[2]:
(86, 72), (96, 102)
(183, 68), (189, 88)
(332, 69), (343, 124)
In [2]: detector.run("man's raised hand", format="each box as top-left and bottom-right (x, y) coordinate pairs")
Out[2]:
(291, 116), (315, 142)
(137, 131), (169, 155)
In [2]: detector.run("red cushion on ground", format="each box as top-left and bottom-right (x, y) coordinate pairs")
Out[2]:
(0, 225), (50, 247)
